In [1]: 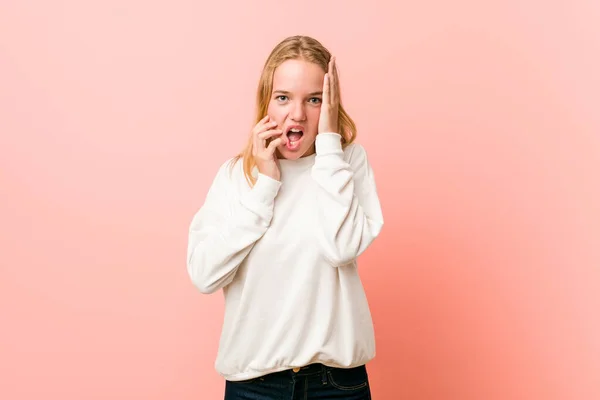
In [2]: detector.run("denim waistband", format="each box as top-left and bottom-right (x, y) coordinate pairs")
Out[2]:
(287, 363), (327, 377)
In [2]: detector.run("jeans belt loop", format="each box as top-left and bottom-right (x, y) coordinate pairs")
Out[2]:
(321, 364), (328, 385)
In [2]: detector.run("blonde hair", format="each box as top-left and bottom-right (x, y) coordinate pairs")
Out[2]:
(231, 35), (357, 187)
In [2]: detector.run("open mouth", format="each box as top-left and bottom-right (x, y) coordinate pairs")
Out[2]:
(287, 128), (304, 142)
(286, 128), (304, 149)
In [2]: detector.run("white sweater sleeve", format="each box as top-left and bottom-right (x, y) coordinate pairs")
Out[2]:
(187, 161), (281, 293)
(310, 133), (384, 267)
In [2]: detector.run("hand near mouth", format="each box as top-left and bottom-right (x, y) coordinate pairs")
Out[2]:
(318, 56), (340, 136)
(252, 115), (283, 181)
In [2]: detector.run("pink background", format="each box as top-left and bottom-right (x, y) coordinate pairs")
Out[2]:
(1, 1), (599, 399)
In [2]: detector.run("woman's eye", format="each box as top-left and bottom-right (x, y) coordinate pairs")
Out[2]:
(309, 97), (322, 104)
(276, 95), (288, 101)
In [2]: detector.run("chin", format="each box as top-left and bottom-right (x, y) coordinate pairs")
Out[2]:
(277, 143), (315, 160)
(277, 149), (303, 160)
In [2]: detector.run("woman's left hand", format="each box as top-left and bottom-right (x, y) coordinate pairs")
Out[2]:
(318, 56), (339, 135)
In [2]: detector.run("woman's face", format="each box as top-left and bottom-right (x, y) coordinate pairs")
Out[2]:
(267, 59), (325, 159)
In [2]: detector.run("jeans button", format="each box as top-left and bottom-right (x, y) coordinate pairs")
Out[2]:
(292, 367), (300, 373)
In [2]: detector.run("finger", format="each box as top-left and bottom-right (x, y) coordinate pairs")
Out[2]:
(255, 115), (269, 130)
(258, 129), (283, 141)
(322, 73), (330, 106)
(332, 57), (340, 103)
(328, 56), (337, 103)
(256, 121), (273, 149)
(252, 127), (260, 155)
(267, 138), (283, 153)
(254, 120), (278, 135)
(253, 116), (272, 154)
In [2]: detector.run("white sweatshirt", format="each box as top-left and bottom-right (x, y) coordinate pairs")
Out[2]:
(186, 132), (384, 381)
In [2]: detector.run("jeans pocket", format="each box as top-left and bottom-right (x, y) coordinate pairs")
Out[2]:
(327, 365), (369, 391)
(224, 374), (288, 400)
(229, 376), (262, 384)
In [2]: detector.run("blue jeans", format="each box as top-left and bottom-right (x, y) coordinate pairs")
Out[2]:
(224, 363), (372, 399)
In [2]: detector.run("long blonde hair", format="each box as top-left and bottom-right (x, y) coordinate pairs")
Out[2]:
(231, 35), (357, 187)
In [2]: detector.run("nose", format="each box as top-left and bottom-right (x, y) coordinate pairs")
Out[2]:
(290, 100), (306, 122)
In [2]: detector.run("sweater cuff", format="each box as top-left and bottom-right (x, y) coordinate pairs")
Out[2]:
(315, 133), (343, 155)
(250, 173), (282, 204)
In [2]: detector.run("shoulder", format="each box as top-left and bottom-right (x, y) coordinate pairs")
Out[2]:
(209, 156), (256, 194)
(197, 156), (252, 206)
(342, 142), (378, 188)
(211, 156), (244, 180)
(343, 141), (366, 156)
(342, 141), (370, 168)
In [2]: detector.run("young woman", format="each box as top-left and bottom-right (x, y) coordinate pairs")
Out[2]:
(187, 35), (384, 399)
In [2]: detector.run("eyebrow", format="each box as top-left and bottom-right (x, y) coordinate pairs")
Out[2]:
(273, 90), (323, 96)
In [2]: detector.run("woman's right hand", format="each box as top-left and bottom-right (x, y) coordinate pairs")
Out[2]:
(252, 115), (284, 181)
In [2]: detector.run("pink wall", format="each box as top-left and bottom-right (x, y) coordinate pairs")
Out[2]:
(1, 1), (599, 399)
